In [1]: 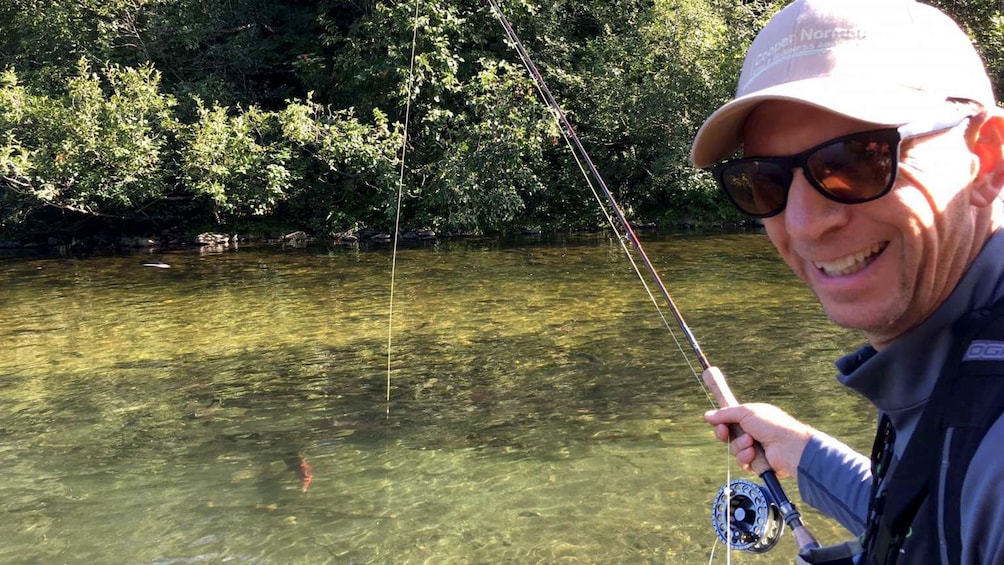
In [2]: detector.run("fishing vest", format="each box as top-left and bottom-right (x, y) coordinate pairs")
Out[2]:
(861, 297), (1004, 565)
(797, 298), (1004, 565)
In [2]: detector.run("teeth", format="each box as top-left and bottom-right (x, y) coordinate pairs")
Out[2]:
(812, 244), (884, 276)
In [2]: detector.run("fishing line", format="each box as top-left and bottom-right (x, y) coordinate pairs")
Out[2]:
(488, 1), (821, 559)
(487, 0), (714, 406)
(387, 0), (423, 415)
(725, 445), (733, 564)
(562, 123), (710, 405)
(707, 443), (736, 564)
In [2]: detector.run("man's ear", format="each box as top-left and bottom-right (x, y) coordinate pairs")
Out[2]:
(970, 111), (1004, 207)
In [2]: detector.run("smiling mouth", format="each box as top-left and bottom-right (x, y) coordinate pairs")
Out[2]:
(812, 243), (887, 276)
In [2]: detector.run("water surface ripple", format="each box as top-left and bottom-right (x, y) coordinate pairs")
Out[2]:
(0, 233), (873, 564)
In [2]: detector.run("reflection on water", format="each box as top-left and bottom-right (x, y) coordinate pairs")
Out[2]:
(0, 232), (873, 563)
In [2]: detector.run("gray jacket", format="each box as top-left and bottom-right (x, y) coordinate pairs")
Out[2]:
(797, 229), (1004, 564)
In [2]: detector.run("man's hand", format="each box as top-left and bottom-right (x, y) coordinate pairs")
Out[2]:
(704, 403), (814, 479)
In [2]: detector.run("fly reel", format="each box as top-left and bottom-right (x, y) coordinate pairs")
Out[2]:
(711, 478), (785, 553)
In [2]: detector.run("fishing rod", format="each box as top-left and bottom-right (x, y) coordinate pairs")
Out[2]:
(486, 0), (820, 557)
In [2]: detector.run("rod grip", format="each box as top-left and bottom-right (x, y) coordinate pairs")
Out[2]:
(702, 366), (773, 477)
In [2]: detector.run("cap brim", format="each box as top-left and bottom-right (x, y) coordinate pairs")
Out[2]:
(689, 78), (948, 168)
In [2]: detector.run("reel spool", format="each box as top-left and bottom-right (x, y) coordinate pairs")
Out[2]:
(711, 478), (785, 553)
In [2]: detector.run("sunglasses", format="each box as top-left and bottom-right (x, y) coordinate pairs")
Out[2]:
(711, 110), (976, 218)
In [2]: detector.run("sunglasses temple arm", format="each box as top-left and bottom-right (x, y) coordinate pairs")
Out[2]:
(898, 101), (977, 139)
(703, 366), (822, 554)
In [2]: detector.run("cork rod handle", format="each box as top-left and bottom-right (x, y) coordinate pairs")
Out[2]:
(702, 366), (773, 476)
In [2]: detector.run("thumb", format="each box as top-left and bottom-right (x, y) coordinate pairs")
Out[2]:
(703, 405), (751, 427)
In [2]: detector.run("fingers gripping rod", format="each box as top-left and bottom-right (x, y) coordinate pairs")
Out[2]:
(487, 0), (819, 555)
(704, 367), (820, 552)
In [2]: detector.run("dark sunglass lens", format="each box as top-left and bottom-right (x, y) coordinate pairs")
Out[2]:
(719, 161), (789, 217)
(807, 135), (895, 202)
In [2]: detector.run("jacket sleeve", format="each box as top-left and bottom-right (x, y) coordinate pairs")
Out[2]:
(961, 414), (1004, 565)
(796, 431), (873, 535)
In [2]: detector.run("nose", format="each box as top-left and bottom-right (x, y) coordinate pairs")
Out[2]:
(782, 169), (851, 239)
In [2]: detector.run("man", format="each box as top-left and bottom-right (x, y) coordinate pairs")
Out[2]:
(690, 0), (1004, 563)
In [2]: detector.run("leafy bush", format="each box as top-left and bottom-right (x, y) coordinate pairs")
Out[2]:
(1, 0), (1001, 241)
(0, 61), (174, 221)
(181, 100), (295, 220)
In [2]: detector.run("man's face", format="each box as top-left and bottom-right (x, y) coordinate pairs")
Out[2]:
(743, 101), (983, 349)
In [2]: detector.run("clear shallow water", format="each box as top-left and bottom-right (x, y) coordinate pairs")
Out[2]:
(0, 232), (874, 564)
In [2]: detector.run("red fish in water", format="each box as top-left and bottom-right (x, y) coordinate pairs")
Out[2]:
(286, 456), (313, 492)
(298, 458), (313, 492)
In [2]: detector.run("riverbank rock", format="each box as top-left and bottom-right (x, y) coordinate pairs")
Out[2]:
(196, 233), (230, 246)
(402, 228), (436, 241)
(281, 231), (310, 247)
(331, 230), (359, 243)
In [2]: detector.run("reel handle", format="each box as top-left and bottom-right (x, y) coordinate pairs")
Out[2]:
(702, 366), (772, 476)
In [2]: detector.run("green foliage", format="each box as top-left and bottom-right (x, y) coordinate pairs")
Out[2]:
(424, 58), (558, 232)
(3, 0), (1002, 241)
(0, 1), (99, 88)
(321, 0), (584, 233)
(181, 101), (295, 219)
(0, 60), (174, 221)
(0, 0), (322, 107)
(639, 0), (784, 224)
(278, 97), (400, 230)
(177, 94), (405, 229)
(507, 0), (779, 227)
(930, 0), (1004, 102)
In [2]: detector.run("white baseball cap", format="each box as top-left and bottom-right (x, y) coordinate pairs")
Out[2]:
(690, 0), (996, 168)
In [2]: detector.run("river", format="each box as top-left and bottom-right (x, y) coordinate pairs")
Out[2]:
(0, 231), (875, 563)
